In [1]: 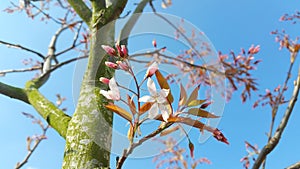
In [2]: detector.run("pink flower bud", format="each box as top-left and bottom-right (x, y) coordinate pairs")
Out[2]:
(99, 77), (110, 84)
(145, 62), (158, 78)
(116, 61), (129, 71)
(248, 45), (260, 54)
(152, 39), (157, 48)
(105, 61), (118, 69)
(121, 45), (128, 58)
(115, 43), (123, 58)
(101, 45), (117, 56)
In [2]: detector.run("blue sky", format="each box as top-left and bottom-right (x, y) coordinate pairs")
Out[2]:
(0, 0), (299, 169)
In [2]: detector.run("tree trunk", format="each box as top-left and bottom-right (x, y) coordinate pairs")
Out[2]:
(62, 13), (115, 169)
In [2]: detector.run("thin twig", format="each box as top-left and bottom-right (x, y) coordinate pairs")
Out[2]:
(262, 52), (296, 168)
(285, 161), (300, 169)
(252, 66), (300, 169)
(15, 125), (50, 169)
(0, 40), (45, 59)
(0, 66), (41, 75)
(40, 55), (88, 79)
(30, 2), (63, 24)
(55, 21), (83, 57)
(116, 122), (173, 169)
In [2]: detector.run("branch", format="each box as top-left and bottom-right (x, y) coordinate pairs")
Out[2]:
(0, 82), (29, 103)
(67, 0), (92, 26)
(118, 0), (151, 46)
(252, 67), (300, 169)
(55, 22), (83, 57)
(15, 125), (49, 169)
(0, 40), (45, 59)
(42, 21), (82, 77)
(116, 122), (173, 169)
(0, 66), (40, 76)
(25, 81), (71, 138)
(40, 55), (88, 80)
(286, 161), (300, 169)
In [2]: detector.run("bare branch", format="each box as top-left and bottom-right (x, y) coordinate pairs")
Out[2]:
(42, 20), (82, 75)
(252, 66), (300, 169)
(15, 125), (50, 169)
(0, 66), (41, 76)
(40, 55), (88, 80)
(262, 52), (298, 168)
(116, 122), (173, 169)
(0, 81), (29, 104)
(55, 22), (84, 57)
(118, 0), (151, 46)
(0, 40), (45, 59)
(286, 161), (300, 169)
(29, 2), (63, 24)
(67, 0), (92, 25)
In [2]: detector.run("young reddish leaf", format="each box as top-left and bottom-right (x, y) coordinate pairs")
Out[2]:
(200, 101), (212, 109)
(155, 70), (174, 103)
(167, 116), (209, 131)
(213, 128), (229, 145)
(127, 94), (137, 115)
(187, 108), (219, 118)
(139, 102), (153, 115)
(160, 125), (180, 136)
(179, 83), (187, 106)
(188, 141), (195, 159)
(127, 124), (134, 143)
(186, 85), (200, 106)
(187, 99), (206, 107)
(105, 104), (132, 123)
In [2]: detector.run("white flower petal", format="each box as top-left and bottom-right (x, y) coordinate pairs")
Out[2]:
(100, 90), (112, 100)
(160, 89), (169, 98)
(147, 78), (157, 96)
(139, 95), (155, 102)
(148, 103), (159, 119)
(159, 103), (170, 122)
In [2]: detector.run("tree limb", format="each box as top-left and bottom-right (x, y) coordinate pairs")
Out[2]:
(286, 161), (300, 169)
(25, 80), (71, 139)
(118, 0), (151, 46)
(67, 0), (92, 26)
(0, 40), (45, 59)
(252, 67), (300, 169)
(0, 82), (29, 104)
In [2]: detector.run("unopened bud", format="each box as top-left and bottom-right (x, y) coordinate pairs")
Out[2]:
(99, 77), (110, 84)
(116, 61), (129, 71)
(105, 61), (118, 69)
(121, 45), (128, 58)
(101, 45), (117, 56)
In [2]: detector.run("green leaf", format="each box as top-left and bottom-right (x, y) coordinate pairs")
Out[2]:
(186, 85), (200, 106)
(187, 99), (206, 107)
(105, 104), (133, 123)
(187, 108), (219, 118)
(179, 84), (187, 106)
(155, 70), (174, 103)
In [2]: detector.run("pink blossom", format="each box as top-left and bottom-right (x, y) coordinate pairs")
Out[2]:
(101, 45), (117, 56)
(105, 61), (118, 69)
(99, 77), (110, 84)
(116, 61), (129, 71)
(100, 77), (120, 100)
(248, 45), (260, 54)
(115, 43), (123, 57)
(152, 39), (157, 48)
(121, 45), (128, 58)
(144, 62), (158, 78)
